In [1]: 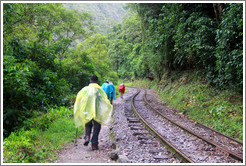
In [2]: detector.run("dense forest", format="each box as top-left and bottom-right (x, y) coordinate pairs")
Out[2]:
(3, 2), (243, 141)
(110, 3), (243, 88)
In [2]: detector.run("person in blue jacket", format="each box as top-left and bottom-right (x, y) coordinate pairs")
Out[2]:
(101, 80), (109, 92)
(108, 82), (116, 104)
(101, 80), (116, 104)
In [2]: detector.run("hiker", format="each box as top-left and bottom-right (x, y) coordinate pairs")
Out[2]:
(108, 82), (116, 104)
(101, 80), (115, 104)
(74, 75), (112, 150)
(101, 80), (109, 93)
(118, 82), (125, 99)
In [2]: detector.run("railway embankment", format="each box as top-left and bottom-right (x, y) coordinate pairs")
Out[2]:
(125, 70), (243, 142)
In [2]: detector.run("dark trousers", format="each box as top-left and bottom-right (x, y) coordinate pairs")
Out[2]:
(84, 119), (101, 145)
(110, 92), (113, 104)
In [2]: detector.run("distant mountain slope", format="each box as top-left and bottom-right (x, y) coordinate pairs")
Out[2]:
(63, 3), (127, 34)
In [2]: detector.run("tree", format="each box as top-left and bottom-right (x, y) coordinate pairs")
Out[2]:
(215, 3), (243, 91)
(114, 2), (242, 92)
(3, 3), (95, 137)
(77, 34), (118, 83)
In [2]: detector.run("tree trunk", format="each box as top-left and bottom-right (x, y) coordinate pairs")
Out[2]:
(213, 3), (224, 26)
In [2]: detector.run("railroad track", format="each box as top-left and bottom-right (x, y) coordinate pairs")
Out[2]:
(129, 88), (243, 163)
(144, 89), (243, 162)
(123, 88), (183, 163)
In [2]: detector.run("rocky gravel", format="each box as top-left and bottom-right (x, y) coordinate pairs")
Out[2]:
(110, 87), (180, 163)
(134, 89), (241, 163)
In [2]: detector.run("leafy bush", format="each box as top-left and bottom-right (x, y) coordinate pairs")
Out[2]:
(3, 54), (35, 137)
(3, 3), (95, 138)
(22, 106), (73, 131)
(214, 3), (243, 91)
(3, 38), (71, 138)
(3, 106), (78, 163)
(173, 12), (216, 70)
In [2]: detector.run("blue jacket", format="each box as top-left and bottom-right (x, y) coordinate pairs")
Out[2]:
(101, 83), (109, 92)
(108, 83), (116, 100)
(101, 83), (116, 100)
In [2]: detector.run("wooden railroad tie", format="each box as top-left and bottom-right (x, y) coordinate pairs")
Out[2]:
(140, 141), (157, 144)
(130, 126), (144, 130)
(149, 149), (163, 154)
(128, 123), (142, 127)
(137, 136), (152, 140)
(128, 119), (140, 123)
(133, 132), (149, 136)
(153, 155), (169, 160)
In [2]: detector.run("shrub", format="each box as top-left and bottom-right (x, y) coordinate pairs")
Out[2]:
(3, 106), (78, 163)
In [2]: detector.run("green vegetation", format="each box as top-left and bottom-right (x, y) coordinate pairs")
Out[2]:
(3, 2), (243, 163)
(107, 3), (243, 142)
(127, 70), (243, 141)
(110, 3), (243, 92)
(3, 3), (118, 138)
(3, 106), (83, 163)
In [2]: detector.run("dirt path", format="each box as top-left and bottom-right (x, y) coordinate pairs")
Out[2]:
(55, 124), (115, 163)
(54, 98), (128, 163)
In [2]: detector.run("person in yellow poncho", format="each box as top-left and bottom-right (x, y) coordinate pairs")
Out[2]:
(74, 75), (113, 150)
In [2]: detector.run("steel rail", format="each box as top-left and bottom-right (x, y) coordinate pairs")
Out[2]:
(196, 122), (243, 145)
(143, 89), (243, 162)
(131, 89), (195, 163)
(143, 88), (243, 145)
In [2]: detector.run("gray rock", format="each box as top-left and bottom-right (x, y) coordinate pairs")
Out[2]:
(117, 155), (129, 163)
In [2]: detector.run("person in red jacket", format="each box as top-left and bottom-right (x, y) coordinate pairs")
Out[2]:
(118, 82), (125, 99)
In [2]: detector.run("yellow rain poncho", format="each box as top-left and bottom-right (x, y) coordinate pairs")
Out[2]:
(74, 83), (113, 129)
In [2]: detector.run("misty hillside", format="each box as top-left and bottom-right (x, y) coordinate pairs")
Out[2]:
(63, 3), (127, 34)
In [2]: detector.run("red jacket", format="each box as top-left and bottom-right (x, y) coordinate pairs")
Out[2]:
(118, 83), (125, 93)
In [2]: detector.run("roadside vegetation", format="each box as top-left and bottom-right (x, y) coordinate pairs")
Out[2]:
(3, 105), (84, 163)
(126, 70), (243, 141)
(3, 83), (127, 163)
(3, 2), (243, 163)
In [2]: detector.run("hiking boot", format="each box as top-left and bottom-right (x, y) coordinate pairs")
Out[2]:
(91, 143), (99, 150)
(83, 136), (90, 146)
